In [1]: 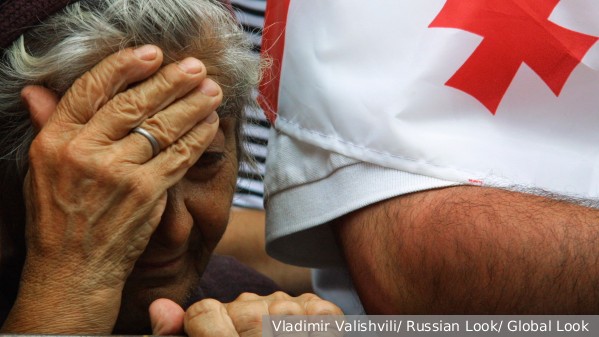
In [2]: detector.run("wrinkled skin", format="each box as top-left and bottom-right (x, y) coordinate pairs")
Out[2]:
(151, 292), (343, 336)
(4, 44), (226, 333)
(1, 45), (342, 336)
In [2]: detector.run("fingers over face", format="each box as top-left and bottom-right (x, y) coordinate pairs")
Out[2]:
(119, 78), (222, 162)
(135, 111), (219, 188)
(51, 45), (163, 126)
(90, 57), (220, 142)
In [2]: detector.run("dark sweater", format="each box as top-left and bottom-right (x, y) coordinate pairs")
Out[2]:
(195, 254), (281, 303)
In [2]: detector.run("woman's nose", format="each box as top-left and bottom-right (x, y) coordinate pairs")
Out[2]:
(151, 188), (194, 249)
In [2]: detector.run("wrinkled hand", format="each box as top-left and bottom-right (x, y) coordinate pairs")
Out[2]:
(150, 292), (343, 337)
(4, 45), (222, 333)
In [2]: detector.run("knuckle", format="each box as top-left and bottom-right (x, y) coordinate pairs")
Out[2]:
(151, 70), (174, 89)
(271, 291), (291, 301)
(235, 292), (261, 302)
(306, 298), (343, 315)
(298, 293), (320, 301)
(166, 141), (194, 166)
(125, 178), (156, 204)
(268, 299), (303, 315)
(29, 132), (52, 157)
(69, 76), (88, 97)
(177, 95), (201, 116)
(191, 88), (223, 113)
(104, 52), (134, 77)
(87, 67), (111, 87)
(143, 116), (171, 145)
(154, 61), (203, 89)
(61, 144), (120, 182)
(186, 299), (224, 319)
(110, 90), (148, 119)
(68, 76), (109, 112)
(297, 293), (343, 314)
(60, 141), (90, 170)
(154, 66), (189, 91)
(106, 52), (125, 69)
(226, 302), (263, 327)
(184, 123), (219, 153)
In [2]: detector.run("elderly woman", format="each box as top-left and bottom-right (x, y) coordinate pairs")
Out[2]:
(0, 0), (340, 335)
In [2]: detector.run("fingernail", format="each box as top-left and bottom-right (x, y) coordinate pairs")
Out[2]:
(178, 57), (203, 74)
(204, 111), (219, 124)
(133, 45), (158, 61)
(199, 78), (220, 97)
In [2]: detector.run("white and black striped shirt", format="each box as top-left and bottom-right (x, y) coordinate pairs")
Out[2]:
(231, 0), (268, 209)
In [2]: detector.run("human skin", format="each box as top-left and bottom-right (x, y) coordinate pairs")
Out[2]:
(1, 44), (342, 336)
(2, 45), (227, 334)
(150, 292), (341, 336)
(335, 186), (599, 314)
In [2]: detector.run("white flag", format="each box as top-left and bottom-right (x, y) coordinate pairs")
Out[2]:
(260, 0), (599, 198)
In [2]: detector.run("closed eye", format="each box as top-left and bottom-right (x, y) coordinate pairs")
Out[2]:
(194, 152), (225, 168)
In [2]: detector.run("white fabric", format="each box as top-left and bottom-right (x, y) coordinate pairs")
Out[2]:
(264, 0), (599, 265)
(265, 132), (457, 267)
(273, 0), (599, 198)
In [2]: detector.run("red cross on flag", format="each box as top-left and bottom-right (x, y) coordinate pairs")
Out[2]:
(260, 0), (599, 199)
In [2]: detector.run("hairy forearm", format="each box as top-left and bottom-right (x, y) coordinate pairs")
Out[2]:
(334, 186), (599, 314)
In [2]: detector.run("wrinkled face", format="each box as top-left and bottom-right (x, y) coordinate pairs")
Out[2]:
(114, 117), (238, 332)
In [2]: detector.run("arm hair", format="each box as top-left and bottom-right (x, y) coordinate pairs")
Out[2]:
(334, 186), (599, 313)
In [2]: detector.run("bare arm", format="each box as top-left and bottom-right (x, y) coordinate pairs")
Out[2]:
(334, 186), (599, 314)
(215, 207), (313, 294)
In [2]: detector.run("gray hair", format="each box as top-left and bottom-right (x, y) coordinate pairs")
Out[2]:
(0, 0), (260, 172)
(0, 0), (261, 300)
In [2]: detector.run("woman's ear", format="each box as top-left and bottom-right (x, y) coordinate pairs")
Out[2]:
(21, 85), (59, 130)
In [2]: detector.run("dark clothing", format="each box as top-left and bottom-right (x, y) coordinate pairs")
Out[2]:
(194, 254), (280, 304)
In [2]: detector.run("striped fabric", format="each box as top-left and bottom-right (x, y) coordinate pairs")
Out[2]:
(231, 0), (268, 209)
